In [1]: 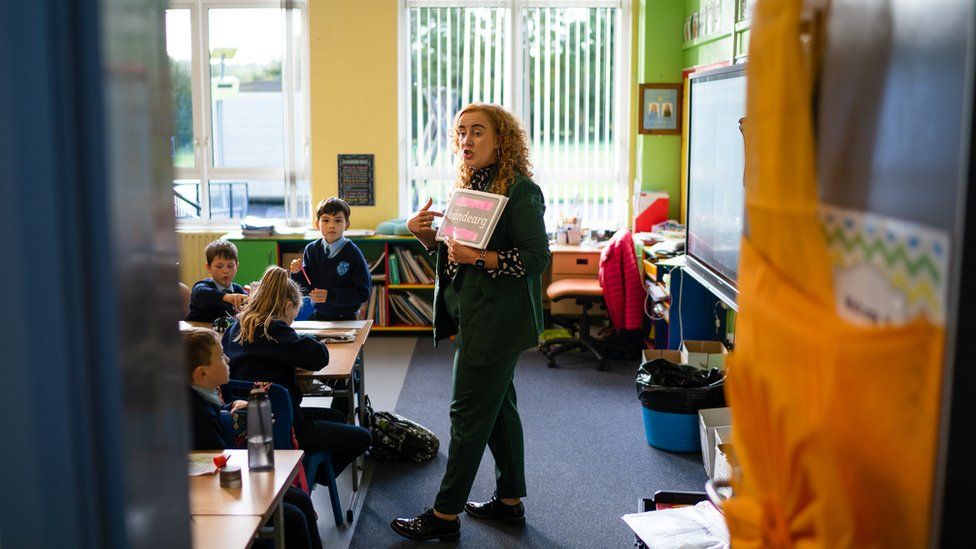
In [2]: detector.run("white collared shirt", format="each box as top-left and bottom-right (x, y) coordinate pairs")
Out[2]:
(323, 236), (349, 258)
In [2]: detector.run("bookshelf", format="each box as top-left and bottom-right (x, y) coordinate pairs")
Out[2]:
(222, 232), (435, 333)
(377, 240), (436, 331)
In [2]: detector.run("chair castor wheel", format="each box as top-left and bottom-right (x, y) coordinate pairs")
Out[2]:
(547, 357), (557, 368)
(347, 509), (354, 523)
(596, 359), (606, 371)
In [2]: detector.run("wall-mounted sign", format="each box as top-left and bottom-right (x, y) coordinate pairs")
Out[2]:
(338, 154), (374, 206)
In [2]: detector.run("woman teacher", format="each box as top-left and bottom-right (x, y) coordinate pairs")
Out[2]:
(391, 103), (550, 542)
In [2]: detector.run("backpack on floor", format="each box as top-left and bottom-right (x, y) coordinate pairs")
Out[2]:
(363, 396), (439, 463)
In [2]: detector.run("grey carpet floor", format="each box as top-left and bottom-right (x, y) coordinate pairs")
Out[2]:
(350, 341), (709, 548)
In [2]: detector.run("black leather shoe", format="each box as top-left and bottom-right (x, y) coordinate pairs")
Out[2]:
(464, 497), (526, 525)
(390, 508), (461, 541)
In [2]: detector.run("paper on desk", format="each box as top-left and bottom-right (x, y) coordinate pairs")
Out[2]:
(316, 330), (357, 343)
(292, 320), (367, 330)
(188, 453), (221, 476)
(622, 501), (729, 549)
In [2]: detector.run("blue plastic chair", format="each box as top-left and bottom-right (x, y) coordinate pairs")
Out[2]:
(223, 380), (344, 527)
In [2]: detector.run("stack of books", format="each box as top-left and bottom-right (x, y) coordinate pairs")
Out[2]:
(241, 223), (274, 237)
(389, 291), (433, 326)
(359, 285), (387, 326)
(368, 252), (386, 282)
(389, 247), (435, 284)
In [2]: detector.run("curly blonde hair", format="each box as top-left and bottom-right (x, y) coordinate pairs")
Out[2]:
(234, 265), (301, 344)
(450, 103), (533, 196)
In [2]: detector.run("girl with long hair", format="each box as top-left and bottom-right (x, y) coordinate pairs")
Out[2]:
(222, 265), (371, 480)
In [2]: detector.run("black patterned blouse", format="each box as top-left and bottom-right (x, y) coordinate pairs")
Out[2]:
(432, 164), (527, 280)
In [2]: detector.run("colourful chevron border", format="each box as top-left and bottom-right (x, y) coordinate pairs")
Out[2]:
(819, 204), (949, 326)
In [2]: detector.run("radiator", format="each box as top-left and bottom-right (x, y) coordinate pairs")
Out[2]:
(177, 231), (225, 286)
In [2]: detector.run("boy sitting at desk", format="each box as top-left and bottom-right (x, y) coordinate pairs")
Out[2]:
(183, 327), (322, 549)
(289, 198), (370, 321)
(186, 239), (248, 323)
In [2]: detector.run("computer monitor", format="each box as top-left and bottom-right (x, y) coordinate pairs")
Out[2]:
(684, 63), (747, 310)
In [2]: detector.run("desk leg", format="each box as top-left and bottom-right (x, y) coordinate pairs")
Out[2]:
(274, 502), (285, 549)
(344, 348), (366, 523)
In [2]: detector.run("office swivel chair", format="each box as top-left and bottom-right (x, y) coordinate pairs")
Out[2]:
(223, 380), (345, 527)
(541, 277), (608, 370)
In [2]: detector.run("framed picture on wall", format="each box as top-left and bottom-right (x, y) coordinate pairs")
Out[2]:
(639, 83), (682, 135)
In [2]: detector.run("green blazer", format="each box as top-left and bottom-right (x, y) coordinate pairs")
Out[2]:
(432, 173), (551, 363)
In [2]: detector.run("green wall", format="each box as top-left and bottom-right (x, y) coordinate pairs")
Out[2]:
(636, 0), (749, 221)
(636, 0), (684, 220)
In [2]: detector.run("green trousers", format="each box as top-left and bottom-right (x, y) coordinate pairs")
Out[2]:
(434, 283), (527, 514)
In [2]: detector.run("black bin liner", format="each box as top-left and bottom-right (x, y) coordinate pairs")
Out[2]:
(636, 358), (726, 414)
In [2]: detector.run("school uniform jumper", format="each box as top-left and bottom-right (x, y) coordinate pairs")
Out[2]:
(188, 387), (234, 450)
(291, 237), (371, 321)
(430, 169), (550, 514)
(186, 278), (246, 322)
(222, 319), (371, 477)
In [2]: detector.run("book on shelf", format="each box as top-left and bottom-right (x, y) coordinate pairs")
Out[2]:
(394, 248), (415, 283)
(391, 246), (434, 284)
(415, 252), (436, 281)
(404, 291), (434, 319)
(368, 251), (386, 274)
(388, 255), (401, 284)
(436, 188), (508, 249)
(388, 291), (433, 326)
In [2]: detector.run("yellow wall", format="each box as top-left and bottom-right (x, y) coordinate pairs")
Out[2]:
(308, 1), (399, 231)
(308, 3), (639, 229)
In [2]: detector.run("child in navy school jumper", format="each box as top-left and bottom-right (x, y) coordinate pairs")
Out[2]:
(289, 198), (370, 321)
(182, 326), (322, 549)
(221, 266), (371, 482)
(186, 240), (248, 322)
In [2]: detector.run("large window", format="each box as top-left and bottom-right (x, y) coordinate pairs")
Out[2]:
(401, 1), (631, 229)
(167, 0), (310, 225)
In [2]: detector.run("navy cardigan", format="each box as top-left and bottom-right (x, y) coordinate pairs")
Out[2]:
(291, 238), (371, 320)
(222, 319), (329, 421)
(188, 388), (233, 450)
(186, 278), (246, 322)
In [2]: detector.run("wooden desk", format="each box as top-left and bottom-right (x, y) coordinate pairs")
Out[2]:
(189, 449), (302, 549)
(180, 317), (372, 521)
(191, 515), (262, 549)
(189, 450), (302, 518)
(181, 320), (212, 330)
(547, 244), (602, 315)
(295, 319), (372, 520)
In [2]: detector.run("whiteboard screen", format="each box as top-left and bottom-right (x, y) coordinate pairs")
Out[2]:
(686, 65), (746, 286)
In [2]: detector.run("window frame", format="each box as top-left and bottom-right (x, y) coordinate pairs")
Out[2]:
(397, 0), (632, 227)
(169, 0), (311, 228)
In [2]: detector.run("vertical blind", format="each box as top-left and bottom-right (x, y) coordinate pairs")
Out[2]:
(404, 1), (628, 230)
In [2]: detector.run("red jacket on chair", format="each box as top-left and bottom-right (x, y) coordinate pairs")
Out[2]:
(599, 229), (643, 331)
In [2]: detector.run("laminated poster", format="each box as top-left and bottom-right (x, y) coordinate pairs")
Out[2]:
(436, 189), (508, 250)
(820, 204), (949, 327)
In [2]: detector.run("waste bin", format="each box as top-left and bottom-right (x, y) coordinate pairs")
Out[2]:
(636, 358), (725, 452)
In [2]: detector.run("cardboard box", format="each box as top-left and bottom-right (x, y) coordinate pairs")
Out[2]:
(713, 441), (734, 483)
(642, 349), (683, 364)
(698, 407), (731, 477)
(281, 252), (302, 270)
(681, 340), (728, 370)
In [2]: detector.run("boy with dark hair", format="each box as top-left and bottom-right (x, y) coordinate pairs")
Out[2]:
(289, 198), (370, 321)
(186, 239), (248, 322)
(182, 327), (322, 549)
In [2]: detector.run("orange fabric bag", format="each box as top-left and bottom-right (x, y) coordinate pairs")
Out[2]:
(723, 0), (944, 547)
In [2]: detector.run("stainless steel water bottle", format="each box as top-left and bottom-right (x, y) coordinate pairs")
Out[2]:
(246, 388), (274, 471)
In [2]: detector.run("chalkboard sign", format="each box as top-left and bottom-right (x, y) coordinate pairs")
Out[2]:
(337, 154), (374, 206)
